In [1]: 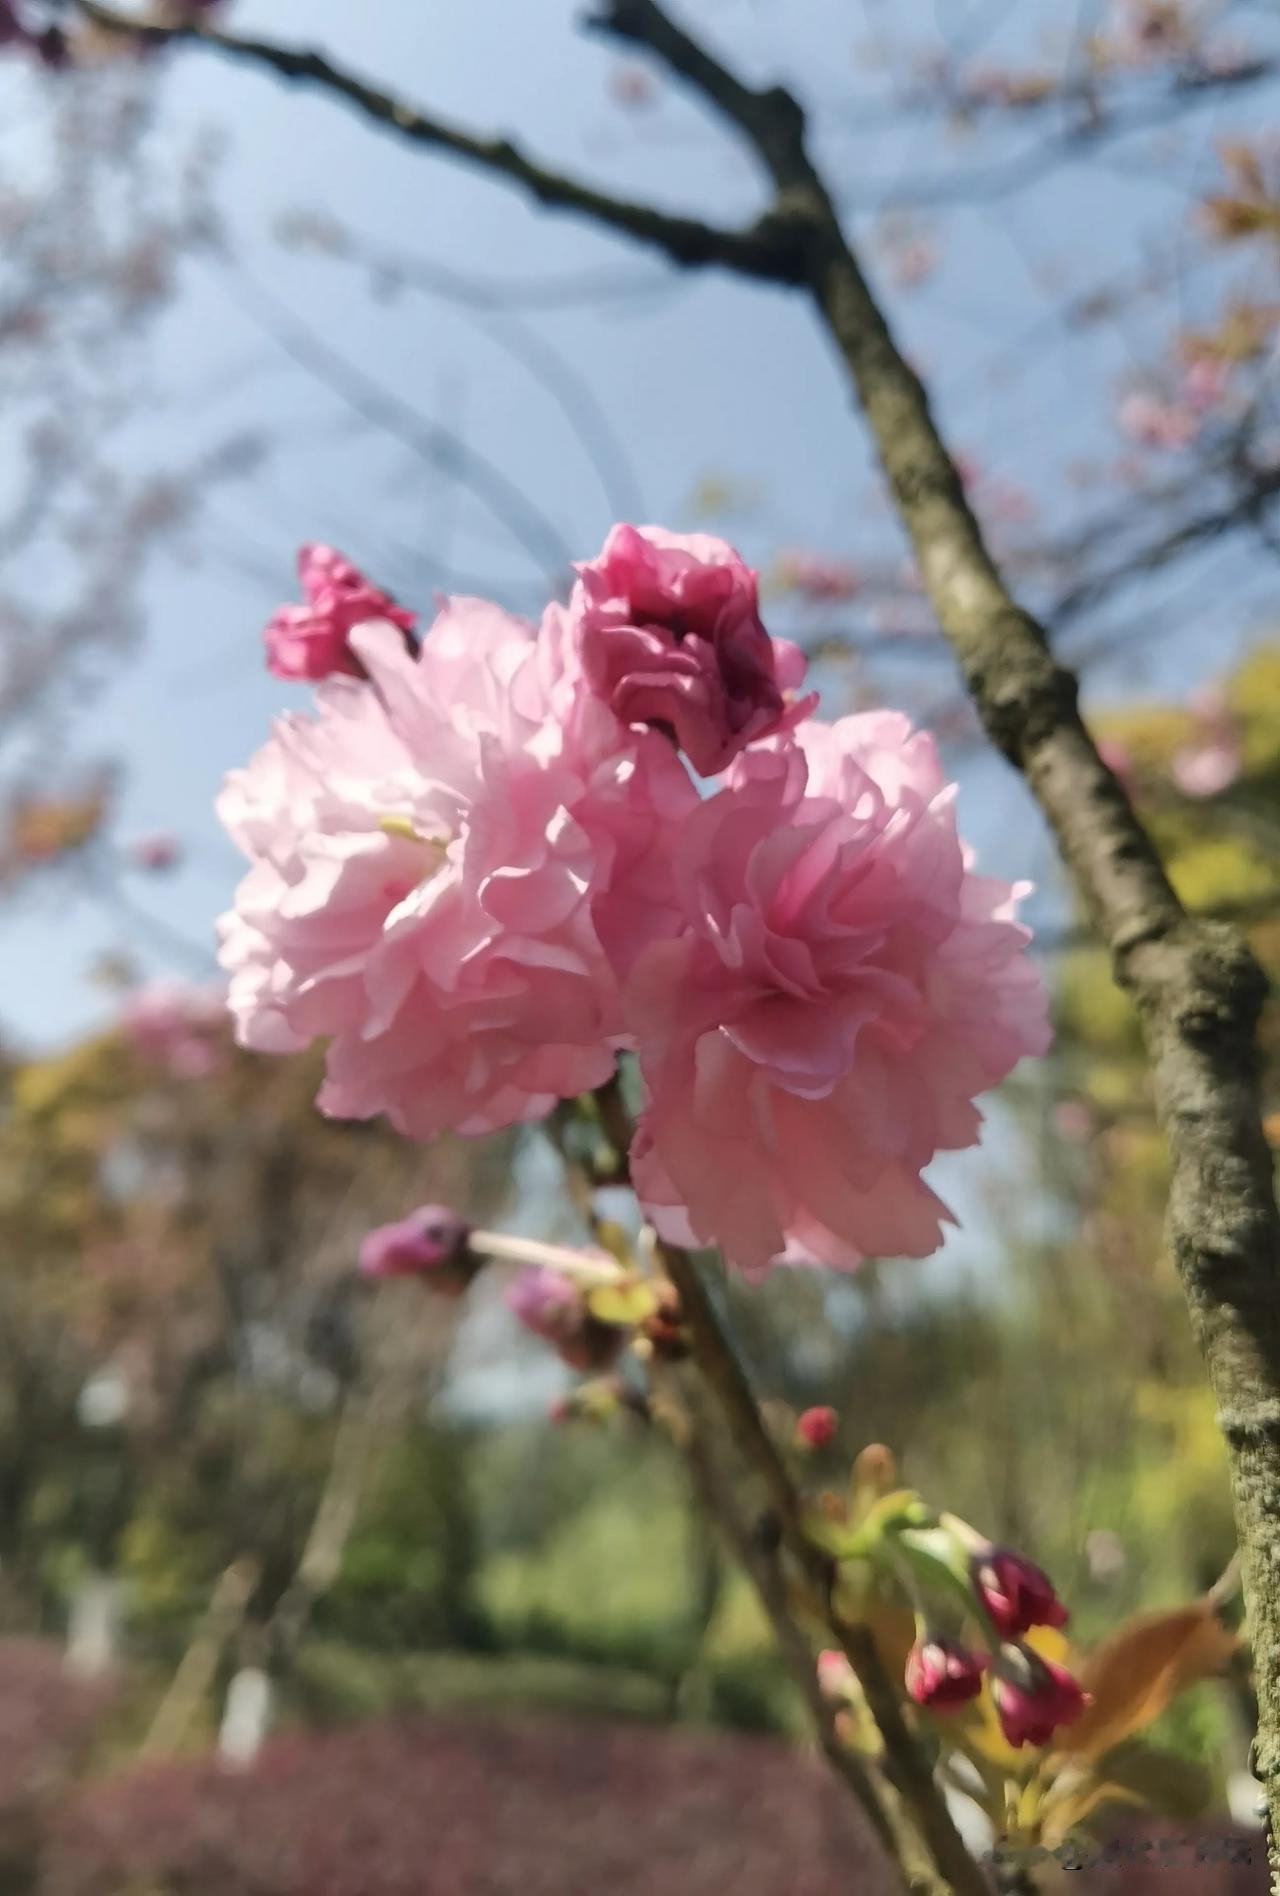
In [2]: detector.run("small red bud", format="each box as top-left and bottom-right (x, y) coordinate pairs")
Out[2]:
(972, 1547), (1069, 1638)
(904, 1636), (987, 1711)
(794, 1405), (839, 1450)
(991, 1648), (1088, 1748)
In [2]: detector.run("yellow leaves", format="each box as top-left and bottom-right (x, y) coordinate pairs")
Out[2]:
(11, 1035), (124, 1124)
(5, 783), (109, 873)
(1169, 836), (1278, 913)
(1051, 1601), (1236, 1762)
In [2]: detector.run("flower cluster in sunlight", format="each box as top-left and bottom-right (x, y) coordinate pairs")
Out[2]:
(218, 526), (1049, 1275)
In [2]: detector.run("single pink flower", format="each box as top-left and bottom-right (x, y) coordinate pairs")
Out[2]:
(794, 1405), (839, 1449)
(905, 1637), (988, 1711)
(1171, 737), (1242, 798)
(505, 1264), (624, 1372)
(777, 551), (861, 604)
(120, 980), (227, 1078)
(973, 1548), (1069, 1639)
(218, 604), (694, 1140)
(359, 1205), (475, 1295)
(627, 718), (1050, 1275)
(1181, 357), (1230, 415)
(570, 524), (816, 776)
(263, 544), (417, 683)
(816, 1649), (856, 1702)
(992, 1649), (1088, 1749)
(1117, 390), (1197, 452)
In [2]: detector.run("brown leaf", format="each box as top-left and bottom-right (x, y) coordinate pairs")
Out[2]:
(1053, 1602), (1236, 1761)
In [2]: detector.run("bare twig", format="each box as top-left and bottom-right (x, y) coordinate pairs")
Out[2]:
(583, 5), (1280, 1870)
(138, 1557), (260, 1759)
(267, 1387), (391, 1666)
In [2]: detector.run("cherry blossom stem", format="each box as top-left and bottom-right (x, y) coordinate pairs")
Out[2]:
(468, 1227), (625, 1288)
(584, 1), (1280, 1861)
(548, 1101), (945, 1892)
(658, 1372), (933, 1886)
(659, 1242), (990, 1896)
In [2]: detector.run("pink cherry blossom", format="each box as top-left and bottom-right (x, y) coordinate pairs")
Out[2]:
(626, 716), (1050, 1276)
(218, 604), (694, 1141)
(505, 1264), (624, 1372)
(1171, 737), (1242, 798)
(1181, 356), (1230, 415)
(1117, 389), (1198, 452)
(570, 524), (816, 776)
(120, 980), (227, 1078)
(263, 544), (417, 683)
(777, 550), (862, 604)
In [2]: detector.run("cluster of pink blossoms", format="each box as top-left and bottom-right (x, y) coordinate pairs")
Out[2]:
(219, 524), (1050, 1276)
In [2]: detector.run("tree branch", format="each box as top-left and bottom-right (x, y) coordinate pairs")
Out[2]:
(664, 1380), (931, 1887)
(660, 1243), (989, 1896)
(588, 1), (1280, 1869)
(74, 2), (805, 285)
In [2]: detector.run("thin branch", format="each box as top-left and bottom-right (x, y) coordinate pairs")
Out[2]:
(660, 1242), (990, 1896)
(309, 235), (646, 522)
(214, 265), (576, 581)
(589, 1), (1280, 1868)
(551, 1097), (942, 1894)
(665, 1379), (922, 1881)
(138, 1557), (260, 1760)
(75, 2), (804, 285)
(267, 1387), (390, 1666)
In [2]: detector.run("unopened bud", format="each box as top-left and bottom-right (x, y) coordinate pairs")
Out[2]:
(358, 1205), (475, 1295)
(794, 1405), (839, 1450)
(904, 1635), (987, 1711)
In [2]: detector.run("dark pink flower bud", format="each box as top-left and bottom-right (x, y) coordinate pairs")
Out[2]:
(973, 1548), (1069, 1639)
(794, 1405), (839, 1450)
(904, 1636), (988, 1711)
(264, 543), (417, 683)
(505, 1265), (624, 1373)
(571, 524), (816, 776)
(992, 1648), (1088, 1749)
(358, 1205), (473, 1293)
